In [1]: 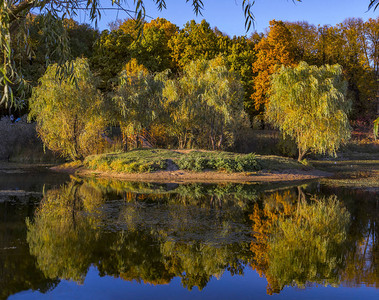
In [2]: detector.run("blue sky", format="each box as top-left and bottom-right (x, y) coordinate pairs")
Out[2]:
(75, 0), (378, 35)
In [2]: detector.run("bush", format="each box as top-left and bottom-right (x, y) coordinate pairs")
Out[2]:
(176, 152), (260, 172)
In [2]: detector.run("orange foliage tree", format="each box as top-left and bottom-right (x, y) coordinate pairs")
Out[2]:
(251, 20), (296, 115)
(249, 189), (298, 294)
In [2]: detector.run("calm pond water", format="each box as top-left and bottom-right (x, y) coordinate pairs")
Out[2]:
(0, 166), (378, 300)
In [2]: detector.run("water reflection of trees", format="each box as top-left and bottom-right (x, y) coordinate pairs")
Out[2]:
(324, 188), (379, 289)
(0, 198), (58, 299)
(26, 179), (254, 290)
(25, 179), (378, 294)
(249, 187), (378, 294)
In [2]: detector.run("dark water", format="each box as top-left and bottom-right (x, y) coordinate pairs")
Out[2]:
(0, 168), (378, 300)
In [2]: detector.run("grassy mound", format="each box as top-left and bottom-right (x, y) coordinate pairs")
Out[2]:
(83, 149), (304, 174)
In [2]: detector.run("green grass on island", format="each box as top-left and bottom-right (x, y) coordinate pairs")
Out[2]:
(82, 149), (304, 174)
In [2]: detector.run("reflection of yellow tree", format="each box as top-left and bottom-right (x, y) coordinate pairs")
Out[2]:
(26, 178), (254, 290)
(268, 196), (350, 291)
(250, 190), (351, 294)
(26, 180), (105, 283)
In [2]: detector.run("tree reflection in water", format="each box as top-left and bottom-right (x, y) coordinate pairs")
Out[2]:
(249, 186), (378, 294)
(26, 178), (255, 290)
(25, 178), (378, 294)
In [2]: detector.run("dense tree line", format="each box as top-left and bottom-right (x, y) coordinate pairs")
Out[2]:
(3, 14), (378, 158)
(16, 16), (377, 121)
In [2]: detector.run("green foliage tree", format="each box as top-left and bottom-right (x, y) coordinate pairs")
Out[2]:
(131, 18), (179, 72)
(266, 62), (351, 161)
(91, 18), (177, 91)
(90, 28), (134, 91)
(163, 57), (249, 149)
(168, 20), (219, 70)
(17, 16), (99, 92)
(28, 58), (107, 160)
(223, 35), (257, 122)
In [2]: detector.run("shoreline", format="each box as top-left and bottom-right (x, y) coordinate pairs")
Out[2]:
(51, 165), (332, 184)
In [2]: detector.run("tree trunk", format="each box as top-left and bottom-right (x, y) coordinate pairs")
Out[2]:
(298, 147), (307, 161)
(135, 134), (139, 149)
(217, 133), (224, 150)
(72, 116), (80, 160)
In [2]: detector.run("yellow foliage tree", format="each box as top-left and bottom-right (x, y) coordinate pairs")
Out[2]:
(28, 58), (107, 160)
(267, 62), (351, 161)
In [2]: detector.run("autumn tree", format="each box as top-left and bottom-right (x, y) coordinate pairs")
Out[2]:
(284, 21), (319, 65)
(168, 20), (219, 70)
(91, 18), (177, 91)
(266, 62), (351, 161)
(2, 0), (377, 109)
(28, 58), (107, 160)
(286, 18), (378, 119)
(267, 196), (350, 292)
(251, 20), (296, 116)
(162, 57), (249, 149)
(113, 59), (166, 150)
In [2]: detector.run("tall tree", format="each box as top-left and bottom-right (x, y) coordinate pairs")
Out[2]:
(113, 59), (166, 149)
(251, 20), (296, 115)
(162, 57), (249, 149)
(224, 36), (257, 122)
(266, 62), (351, 161)
(91, 18), (177, 91)
(28, 58), (107, 160)
(168, 20), (219, 70)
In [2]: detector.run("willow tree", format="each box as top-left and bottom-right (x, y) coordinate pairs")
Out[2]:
(28, 58), (107, 160)
(113, 59), (166, 149)
(162, 57), (249, 149)
(266, 62), (351, 161)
